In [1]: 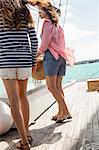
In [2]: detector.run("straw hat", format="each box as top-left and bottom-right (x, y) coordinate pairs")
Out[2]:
(32, 57), (45, 80)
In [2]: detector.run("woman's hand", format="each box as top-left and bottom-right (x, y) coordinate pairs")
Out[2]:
(36, 52), (41, 58)
(32, 66), (37, 73)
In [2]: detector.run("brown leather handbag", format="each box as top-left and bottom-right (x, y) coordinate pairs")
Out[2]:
(32, 57), (45, 80)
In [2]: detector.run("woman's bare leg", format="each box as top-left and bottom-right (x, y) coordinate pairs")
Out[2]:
(56, 76), (64, 97)
(3, 79), (28, 144)
(18, 79), (30, 137)
(56, 76), (71, 117)
(56, 76), (64, 117)
(45, 76), (70, 118)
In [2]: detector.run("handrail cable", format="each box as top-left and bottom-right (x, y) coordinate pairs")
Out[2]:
(37, 17), (39, 34)
(63, 0), (69, 28)
(59, 0), (61, 9)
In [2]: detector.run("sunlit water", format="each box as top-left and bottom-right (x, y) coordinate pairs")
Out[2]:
(0, 62), (99, 96)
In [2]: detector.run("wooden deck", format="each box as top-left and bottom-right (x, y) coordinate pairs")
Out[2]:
(0, 81), (99, 150)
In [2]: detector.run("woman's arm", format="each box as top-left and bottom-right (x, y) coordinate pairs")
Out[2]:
(38, 21), (54, 54)
(28, 27), (38, 66)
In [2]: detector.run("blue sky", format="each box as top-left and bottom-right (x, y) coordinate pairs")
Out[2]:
(28, 0), (99, 62)
(52, 0), (99, 61)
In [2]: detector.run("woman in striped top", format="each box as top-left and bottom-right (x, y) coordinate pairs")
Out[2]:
(0, 0), (38, 149)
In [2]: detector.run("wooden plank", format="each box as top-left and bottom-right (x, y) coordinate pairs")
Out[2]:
(1, 81), (99, 150)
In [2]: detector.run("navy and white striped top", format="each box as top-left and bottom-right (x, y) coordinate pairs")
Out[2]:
(0, 9), (38, 68)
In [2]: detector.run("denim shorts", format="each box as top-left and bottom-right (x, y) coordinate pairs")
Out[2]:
(43, 50), (66, 76)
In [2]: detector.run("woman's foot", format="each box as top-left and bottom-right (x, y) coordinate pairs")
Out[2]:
(51, 115), (58, 121)
(51, 111), (63, 121)
(56, 114), (72, 123)
(26, 130), (33, 145)
(51, 114), (63, 121)
(27, 135), (33, 145)
(16, 140), (30, 150)
(16, 134), (33, 148)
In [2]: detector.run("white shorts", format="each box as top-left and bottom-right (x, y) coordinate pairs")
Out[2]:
(0, 68), (32, 80)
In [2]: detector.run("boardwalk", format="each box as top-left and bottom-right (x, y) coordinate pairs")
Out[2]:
(0, 81), (99, 150)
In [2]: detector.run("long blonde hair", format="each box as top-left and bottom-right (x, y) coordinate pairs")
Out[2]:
(33, 0), (59, 25)
(0, 0), (34, 29)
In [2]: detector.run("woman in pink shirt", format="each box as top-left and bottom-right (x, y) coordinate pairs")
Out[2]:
(29, 0), (74, 123)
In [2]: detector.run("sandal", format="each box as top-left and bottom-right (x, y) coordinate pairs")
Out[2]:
(56, 115), (72, 123)
(16, 140), (30, 150)
(27, 135), (33, 144)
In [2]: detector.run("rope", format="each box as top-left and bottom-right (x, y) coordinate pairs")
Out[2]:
(63, 0), (69, 28)
(36, 17), (39, 34)
(59, 0), (61, 9)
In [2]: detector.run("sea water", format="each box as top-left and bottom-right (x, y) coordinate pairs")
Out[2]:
(0, 62), (99, 96)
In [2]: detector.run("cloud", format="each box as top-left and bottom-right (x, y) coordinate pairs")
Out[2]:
(64, 23), (97, 42)
(74, 43), (99, 61)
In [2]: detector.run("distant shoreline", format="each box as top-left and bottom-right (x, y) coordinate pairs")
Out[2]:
(69, 59), (99, 66)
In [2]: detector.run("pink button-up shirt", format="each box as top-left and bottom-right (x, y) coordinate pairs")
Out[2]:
(38, 19), (75, 66)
